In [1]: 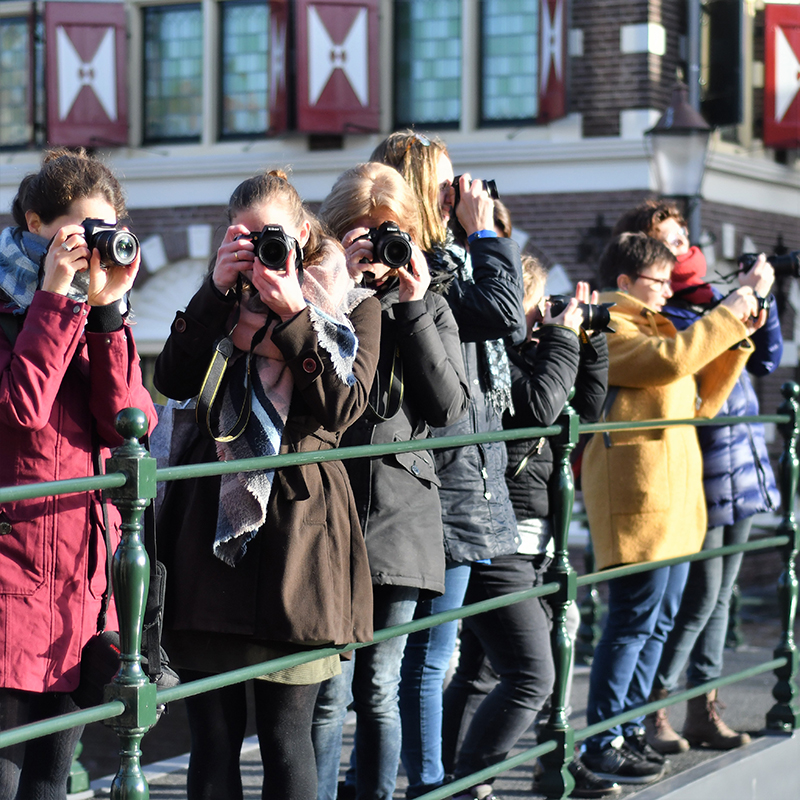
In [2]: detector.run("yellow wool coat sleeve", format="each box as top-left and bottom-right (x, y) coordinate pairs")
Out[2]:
(582, 291), (753, 570)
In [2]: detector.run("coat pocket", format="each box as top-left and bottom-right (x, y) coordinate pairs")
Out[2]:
(0, 501), (47, 595)
(606, 439), (670, 516)
(390, 450), (441, 487)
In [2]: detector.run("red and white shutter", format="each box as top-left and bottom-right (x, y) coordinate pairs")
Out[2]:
(44, 1), (128, 147)
(294, 0), (380, 133)
(764, 4), (800, 149)
(538, 0), (567, 123)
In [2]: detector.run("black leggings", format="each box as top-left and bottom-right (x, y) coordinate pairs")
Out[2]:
(182, 670), (320, 800)
(0, 688), (83, 800)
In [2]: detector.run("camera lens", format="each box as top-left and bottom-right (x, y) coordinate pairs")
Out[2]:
(111, 231), (138, 266)
(257, 238), (290, 269)
(382, 238), (413, 269)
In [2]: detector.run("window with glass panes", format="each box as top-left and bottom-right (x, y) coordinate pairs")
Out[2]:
(481, 0), (538, 123)
(221, 1), (269, 137)
(394, 0), (461, 127)
(0, 18), (31, 146)
(143, 5), (203, 141)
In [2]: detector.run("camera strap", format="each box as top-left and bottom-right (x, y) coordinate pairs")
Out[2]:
(367, 345), (404, 422)
(195, 305), (274, 443)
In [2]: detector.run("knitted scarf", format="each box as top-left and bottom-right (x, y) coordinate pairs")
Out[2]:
(212, 244), (372, 566)
(428, 235), (513, 417)
(0, 227), (89, 311)
(670, 246), (714, 305)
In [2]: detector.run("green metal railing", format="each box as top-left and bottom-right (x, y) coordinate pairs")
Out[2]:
(0, 382), (798, 800)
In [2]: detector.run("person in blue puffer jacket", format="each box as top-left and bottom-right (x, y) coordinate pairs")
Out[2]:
(613, 199), (782, 754)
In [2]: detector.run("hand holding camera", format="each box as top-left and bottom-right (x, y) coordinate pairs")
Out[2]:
(720, 286), (766, 335)
(343, 221), (415, 286)
(737, 252), (775, 307)
(452, 173), (497, 237)
(42, 219), (140, 305)
(397, 244), (431, 303)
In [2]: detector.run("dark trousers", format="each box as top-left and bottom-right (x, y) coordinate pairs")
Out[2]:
(444, 554), (555, 780)
(0, 688), (83, 800)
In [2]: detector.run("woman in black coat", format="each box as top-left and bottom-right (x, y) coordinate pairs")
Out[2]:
(372, 130), (526, 799)
(311, 162), (469, 800)
(444, 260), (610, 799)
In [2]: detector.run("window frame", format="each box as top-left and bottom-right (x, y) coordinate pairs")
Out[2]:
(141, 1), (205, 144)
(217, 0), (270, 141)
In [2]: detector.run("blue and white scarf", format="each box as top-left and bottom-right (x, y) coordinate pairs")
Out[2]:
(0, 227), (89, 311)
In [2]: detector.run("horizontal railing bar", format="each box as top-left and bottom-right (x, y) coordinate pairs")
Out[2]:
(581, 413), (790, 435)
(154, 424), (562, 483)
(0, 700), (126, 750)
(415, 739), (558, 800)
(576, 658), (786, 743)
(576, 536), (789, 586)
(157, 582), (560, 704)
(0, 472), (127, 504)
(1, 413), (791, 503)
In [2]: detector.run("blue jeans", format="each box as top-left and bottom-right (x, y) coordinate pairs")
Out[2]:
(399, 562), (472, 798)
(585, 563), (690, 752)
(446, 555), (556, 780)
(312, 585), (419, 800)
(655, 518), (753, 690)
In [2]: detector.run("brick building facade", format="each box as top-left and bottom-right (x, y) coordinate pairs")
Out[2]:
(0, 0), (797, 427)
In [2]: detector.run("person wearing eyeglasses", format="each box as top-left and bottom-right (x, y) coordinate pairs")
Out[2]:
(579, 232), (766, 785)
(613, 200), (782, 754)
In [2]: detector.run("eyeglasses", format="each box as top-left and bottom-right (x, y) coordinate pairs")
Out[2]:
(403, 132), (430, 157)
(634, 272), (672, 290)
(664, 227), (689, 250)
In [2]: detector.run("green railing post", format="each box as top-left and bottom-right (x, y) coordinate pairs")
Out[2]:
(767, 382), (800, 732)
(539, 402), (579, 799)
(104, 408), (159, 799)
(575, 539), (601, 666)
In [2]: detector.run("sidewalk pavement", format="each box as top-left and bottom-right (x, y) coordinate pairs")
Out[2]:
(87, 641), (785, 799)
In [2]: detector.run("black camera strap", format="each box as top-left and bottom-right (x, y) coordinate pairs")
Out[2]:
(367, 345), (404, 422)
(195, 315), (274, 443)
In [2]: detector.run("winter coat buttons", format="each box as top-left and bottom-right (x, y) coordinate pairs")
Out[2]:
(174, 318), (187, 333)
(302, 357), (317, 373)
(0, 522), (12, 535)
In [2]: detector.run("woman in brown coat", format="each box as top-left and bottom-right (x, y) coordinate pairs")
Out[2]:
(154, 171), (380, 800)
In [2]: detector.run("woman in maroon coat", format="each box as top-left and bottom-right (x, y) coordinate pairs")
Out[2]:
(0, 149), (156, 797)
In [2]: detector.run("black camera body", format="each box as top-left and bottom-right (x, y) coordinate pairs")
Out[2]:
(363, 221), (413, 270)
(244, 225), (298, 271)
(82, 218), (139, 268)
(548, 295), (615, 333)
(452, 176), (499, 211)
(738, 251), (800, 279)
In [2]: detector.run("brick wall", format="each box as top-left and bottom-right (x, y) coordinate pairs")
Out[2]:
(570, 0), (684, 137)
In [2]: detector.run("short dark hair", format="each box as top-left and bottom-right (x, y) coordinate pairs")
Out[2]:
(598, 232), (675, 289)
(612, 199), (685, 238)
(12, 147), (126, 229)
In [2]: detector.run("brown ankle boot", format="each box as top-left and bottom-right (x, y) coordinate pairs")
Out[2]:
(645, 687), (689, 753)
(683, 689), (751, 749)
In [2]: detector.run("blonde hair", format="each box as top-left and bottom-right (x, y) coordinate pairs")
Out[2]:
(370, 130), (449, 252)
(319, 162), (421, 244)
(521, 254), (547, 309)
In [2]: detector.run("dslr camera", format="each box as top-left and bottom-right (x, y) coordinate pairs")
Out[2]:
(738, 251), (800, 280)
(452, 176), (499, 210)
(548, 295), (615, 333)
(82, 219), (139, 268)
(360, 221), (413, 270)
(241, 225), (298, 271)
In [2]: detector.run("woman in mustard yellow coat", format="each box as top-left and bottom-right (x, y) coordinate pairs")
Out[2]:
(580, 233), (765, 785)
